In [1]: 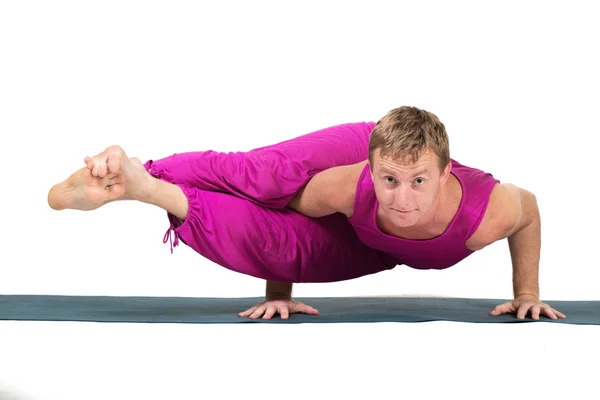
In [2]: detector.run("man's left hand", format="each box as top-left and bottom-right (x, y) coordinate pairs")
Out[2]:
(490, 294), (567, 320)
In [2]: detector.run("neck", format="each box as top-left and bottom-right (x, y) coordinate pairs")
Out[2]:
(420, 189), (446, 229)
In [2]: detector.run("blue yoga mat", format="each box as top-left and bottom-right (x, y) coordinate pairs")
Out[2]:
(0, 295), (598, 324)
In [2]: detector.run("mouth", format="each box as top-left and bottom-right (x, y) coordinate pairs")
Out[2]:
(393, 209), (412, 214)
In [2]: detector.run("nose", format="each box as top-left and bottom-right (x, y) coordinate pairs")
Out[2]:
(393, 185), (411, 208)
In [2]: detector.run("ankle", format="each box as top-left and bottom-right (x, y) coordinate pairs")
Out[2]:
(145, 178), (189, 220)
(128, 173), (158, 202)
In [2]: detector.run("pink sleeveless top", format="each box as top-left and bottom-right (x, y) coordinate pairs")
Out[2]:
(347, 160), (500, 270)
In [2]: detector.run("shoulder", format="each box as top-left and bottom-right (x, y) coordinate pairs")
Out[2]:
(465, 183), (529, 251)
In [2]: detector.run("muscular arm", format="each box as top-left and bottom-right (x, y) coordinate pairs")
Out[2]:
(504, 186), (541, 298)
(468, 183), (541, 298)
(286, 161), (366, 218)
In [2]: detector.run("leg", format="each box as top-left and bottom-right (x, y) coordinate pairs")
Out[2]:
(86, 121), (376, 209)
(48, 147), (393, 282)
(148, 167), (394, 282)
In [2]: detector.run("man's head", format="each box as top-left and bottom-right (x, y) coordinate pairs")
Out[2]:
(368, 106), (452, 228)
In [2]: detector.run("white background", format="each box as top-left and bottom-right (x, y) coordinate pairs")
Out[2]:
(1, 1), (598, 399)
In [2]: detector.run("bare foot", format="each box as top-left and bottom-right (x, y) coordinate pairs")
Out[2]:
(48, 146), (154, 210)
(47, 167), (126, 211)
(84, 145), (154, 200)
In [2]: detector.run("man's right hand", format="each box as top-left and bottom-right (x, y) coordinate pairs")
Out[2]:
(238, 297), (319, 320)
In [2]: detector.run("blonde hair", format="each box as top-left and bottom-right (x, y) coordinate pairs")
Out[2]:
(368, 106), (450, 172)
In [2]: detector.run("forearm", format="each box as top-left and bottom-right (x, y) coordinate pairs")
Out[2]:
(266, 280), (293, 299)
(507, 192), (541, 299)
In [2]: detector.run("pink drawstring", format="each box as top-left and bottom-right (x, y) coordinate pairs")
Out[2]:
(149, 163), (181, 254)
(163, 224), (180, 254)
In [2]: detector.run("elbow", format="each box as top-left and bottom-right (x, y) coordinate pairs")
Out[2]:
(507, 189), (539, 236)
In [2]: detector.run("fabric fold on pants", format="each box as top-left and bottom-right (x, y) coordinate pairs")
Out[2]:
(141, 121), (396, 282)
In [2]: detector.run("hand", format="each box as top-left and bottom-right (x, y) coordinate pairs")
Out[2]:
(238, 297), (319, 320)
(490, 294), (567, 320)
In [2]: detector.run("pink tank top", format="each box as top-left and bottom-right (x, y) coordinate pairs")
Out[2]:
(347, 160), (500, 270)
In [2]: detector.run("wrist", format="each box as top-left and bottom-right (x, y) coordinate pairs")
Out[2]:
(266, 293), (292, 301)
(266, 281), (293, 300)
(515, 292), (539, 300)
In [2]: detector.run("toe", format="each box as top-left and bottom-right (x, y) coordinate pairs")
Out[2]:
(98, 161), (108, 178)
(91, 163), (100, 177)
(107, 151), (122, 176)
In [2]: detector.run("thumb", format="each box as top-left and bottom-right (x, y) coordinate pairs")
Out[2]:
(300, 304), (319, 315)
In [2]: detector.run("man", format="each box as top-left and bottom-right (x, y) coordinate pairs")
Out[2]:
(47, 106), (566, 321)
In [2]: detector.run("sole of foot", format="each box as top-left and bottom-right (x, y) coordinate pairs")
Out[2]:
(48, 167), (125, 211)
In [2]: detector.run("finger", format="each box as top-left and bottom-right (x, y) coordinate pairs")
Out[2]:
(554, 309), (567, 319)
(489, 306), (503, 316)
(280, 307), (290, 320)
(84, 156), (91, 166)
(238, 306), (257, 317)
(545, 309), (558, 320)
(542, 306), (563, 320)
(530, 305), (541, 320)
(489, 303), (512, 316)
(300, 305), (319, 315)
(250, 304), (266, 319)
(516, 304), (530, 320)
(249, 307), (266, 319)
(543, 306), (567, 319)
(262, 305), (277, 320)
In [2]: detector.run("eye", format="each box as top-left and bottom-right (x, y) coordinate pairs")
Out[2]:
(415, 178), (425, 185)
(385, 177), (396, 184)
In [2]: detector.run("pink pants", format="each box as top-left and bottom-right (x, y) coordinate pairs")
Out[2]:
(144, 121), (394, 283)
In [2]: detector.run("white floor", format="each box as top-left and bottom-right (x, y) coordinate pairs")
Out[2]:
(1, 319), (597, 400)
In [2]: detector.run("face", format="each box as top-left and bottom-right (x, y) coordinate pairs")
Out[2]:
(369, 149), (451, 228)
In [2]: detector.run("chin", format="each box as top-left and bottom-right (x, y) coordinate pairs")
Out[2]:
(393, 220), (417, 228)
(389, 214), (418, 227)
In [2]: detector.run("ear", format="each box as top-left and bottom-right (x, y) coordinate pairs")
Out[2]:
(440, 162), (452, 185)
